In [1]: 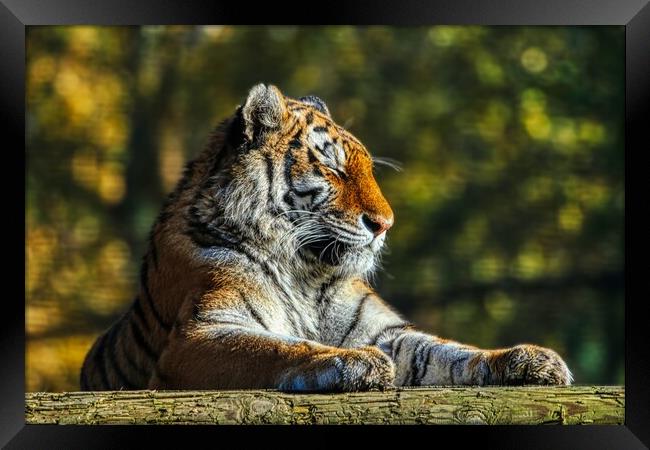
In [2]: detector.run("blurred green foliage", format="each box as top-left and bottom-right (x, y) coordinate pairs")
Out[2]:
(26, 26), (624, 391)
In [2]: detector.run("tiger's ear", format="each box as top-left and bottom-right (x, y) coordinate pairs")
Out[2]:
(242, 84), (287, 141)
(299, 95), (330, 117)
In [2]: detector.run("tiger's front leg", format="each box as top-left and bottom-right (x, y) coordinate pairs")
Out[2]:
(384, 331), (573, 386)
(149, 322), (395, 392)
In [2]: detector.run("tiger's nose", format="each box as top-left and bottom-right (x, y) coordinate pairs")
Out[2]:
(361, 214), (393, 236)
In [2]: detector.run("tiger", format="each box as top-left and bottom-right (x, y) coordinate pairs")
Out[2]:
(80, 84), (572, 391)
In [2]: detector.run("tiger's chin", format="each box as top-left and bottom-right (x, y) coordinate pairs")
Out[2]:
(303, 239), (378, 277)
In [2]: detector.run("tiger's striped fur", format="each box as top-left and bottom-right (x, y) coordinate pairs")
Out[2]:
(80, 84), (572, 391)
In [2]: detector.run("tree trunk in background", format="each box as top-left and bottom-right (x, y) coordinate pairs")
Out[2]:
(112, 28), (183, 255)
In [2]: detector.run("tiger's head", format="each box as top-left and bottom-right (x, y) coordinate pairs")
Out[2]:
(190, 84), (394, 278)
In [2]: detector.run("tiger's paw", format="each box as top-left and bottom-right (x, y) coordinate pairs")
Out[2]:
(277, 346), (395, 392)
(489, 344), (573, 386)
(335, 346), (396, 391)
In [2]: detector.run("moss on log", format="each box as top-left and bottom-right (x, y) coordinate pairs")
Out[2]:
(25, 386), (624, 425)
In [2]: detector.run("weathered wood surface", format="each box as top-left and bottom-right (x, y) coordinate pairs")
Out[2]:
(26, 386), (624, 425)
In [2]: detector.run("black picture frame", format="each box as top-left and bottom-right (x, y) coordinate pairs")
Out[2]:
(5, 0), (648, 448)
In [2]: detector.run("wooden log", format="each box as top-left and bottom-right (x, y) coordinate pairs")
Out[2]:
(25, 386), (624, 425)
